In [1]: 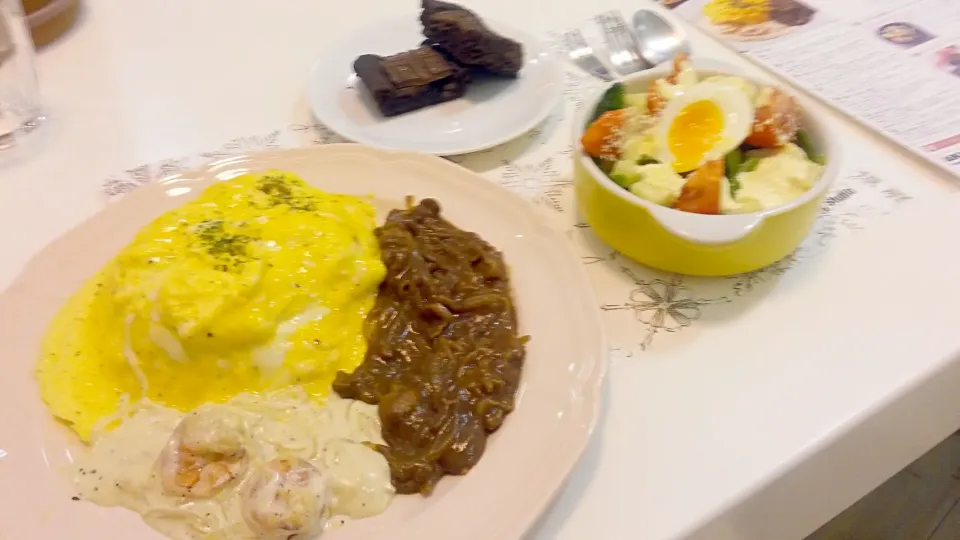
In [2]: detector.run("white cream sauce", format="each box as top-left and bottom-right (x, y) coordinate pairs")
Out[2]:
(73, 388), (394, 539)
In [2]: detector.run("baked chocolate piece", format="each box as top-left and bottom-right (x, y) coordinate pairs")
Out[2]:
(353, 45), (470, 117)
(420, 0), (523, 77)
(770, 0), (816, 27)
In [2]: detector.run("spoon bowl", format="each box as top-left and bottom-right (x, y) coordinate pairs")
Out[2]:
(632, 9), (690, 67)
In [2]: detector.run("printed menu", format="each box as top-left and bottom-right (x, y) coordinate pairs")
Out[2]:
(658, 0), (960, 178)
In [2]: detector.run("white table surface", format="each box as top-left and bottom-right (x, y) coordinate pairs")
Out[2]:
(4, 1), (960, 539)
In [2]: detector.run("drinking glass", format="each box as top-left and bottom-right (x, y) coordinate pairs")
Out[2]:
(0, 0), (41, 150)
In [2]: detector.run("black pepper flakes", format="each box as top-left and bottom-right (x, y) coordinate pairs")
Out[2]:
(257, 175), (317, 212)
(195, 219), (254, 268)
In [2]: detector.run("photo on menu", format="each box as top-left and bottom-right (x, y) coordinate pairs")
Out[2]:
(658, 0), (817, 42)
(876, 22), (935, 48)
(935, 45), (960, 77)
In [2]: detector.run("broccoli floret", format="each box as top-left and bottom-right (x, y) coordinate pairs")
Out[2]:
(728, 176), (742, 198)
(725, 149), (742, 180)
(589, 83), (625, 123)
(794, 129), (826, 165)
(609, 160), (644, 188)
(636, 155), (659, 166)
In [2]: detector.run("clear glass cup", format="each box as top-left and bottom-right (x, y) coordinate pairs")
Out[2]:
(0, 0), (41, 150)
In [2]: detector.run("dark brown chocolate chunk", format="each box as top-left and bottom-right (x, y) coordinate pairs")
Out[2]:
(353, 45), (470, 117)
(420, 0), (523, 77)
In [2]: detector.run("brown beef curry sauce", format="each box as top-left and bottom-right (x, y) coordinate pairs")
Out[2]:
(333, 198), (527, 495)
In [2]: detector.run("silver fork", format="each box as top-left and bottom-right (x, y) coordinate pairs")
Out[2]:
(560, 29), (614, 82)
(595, 11), (648, 76)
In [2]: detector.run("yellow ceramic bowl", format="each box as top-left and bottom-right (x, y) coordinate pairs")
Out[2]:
(574, 63), (840, 276)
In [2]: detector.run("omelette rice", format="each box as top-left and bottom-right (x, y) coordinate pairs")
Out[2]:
(36, 171), (386, 440)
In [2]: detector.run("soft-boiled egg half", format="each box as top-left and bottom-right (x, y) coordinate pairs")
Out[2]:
(655, 82), (755, 173)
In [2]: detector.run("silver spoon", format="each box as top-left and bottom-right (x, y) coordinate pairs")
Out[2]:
(631, 9), (690, 67)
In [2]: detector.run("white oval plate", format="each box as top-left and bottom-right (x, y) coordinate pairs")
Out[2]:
(0, 145), (606, 540)
(306, 17), (563, 156)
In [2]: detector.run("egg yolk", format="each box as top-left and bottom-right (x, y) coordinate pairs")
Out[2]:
(667, 99), (724, 173)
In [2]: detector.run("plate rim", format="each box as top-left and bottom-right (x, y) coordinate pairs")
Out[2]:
(0, 144), (608, 540)
(304, 16), (564, 156)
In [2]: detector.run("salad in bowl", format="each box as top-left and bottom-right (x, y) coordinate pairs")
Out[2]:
(581, 53), (825, 215)
(573, 54), (838, 276)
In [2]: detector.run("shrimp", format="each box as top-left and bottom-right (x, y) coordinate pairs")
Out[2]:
(647, 81), (669, 117)
(241, 458), (330, 539)
(647, 52), (692, 116)
(665, 52), (690, 86)
(673, 159), (723, 215)
(158, 410), (248, 498)
(745, 86), (801, 148)
(580, 109), (627, 160)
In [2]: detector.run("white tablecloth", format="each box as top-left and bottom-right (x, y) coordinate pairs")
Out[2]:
(3, 1), (960, 539)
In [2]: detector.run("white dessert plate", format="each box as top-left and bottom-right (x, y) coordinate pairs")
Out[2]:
(306, 16), (563, 156)
(0, 144), (606, 539)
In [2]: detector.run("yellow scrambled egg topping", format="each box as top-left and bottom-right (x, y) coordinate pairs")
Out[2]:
(37, 172), (386, 440)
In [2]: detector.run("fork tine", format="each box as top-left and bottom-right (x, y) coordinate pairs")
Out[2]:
(595, 11), (627, 31)
(594, 11), (647, 75)
(559, 28), (614, 81)
(562, 29), (588, 48)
